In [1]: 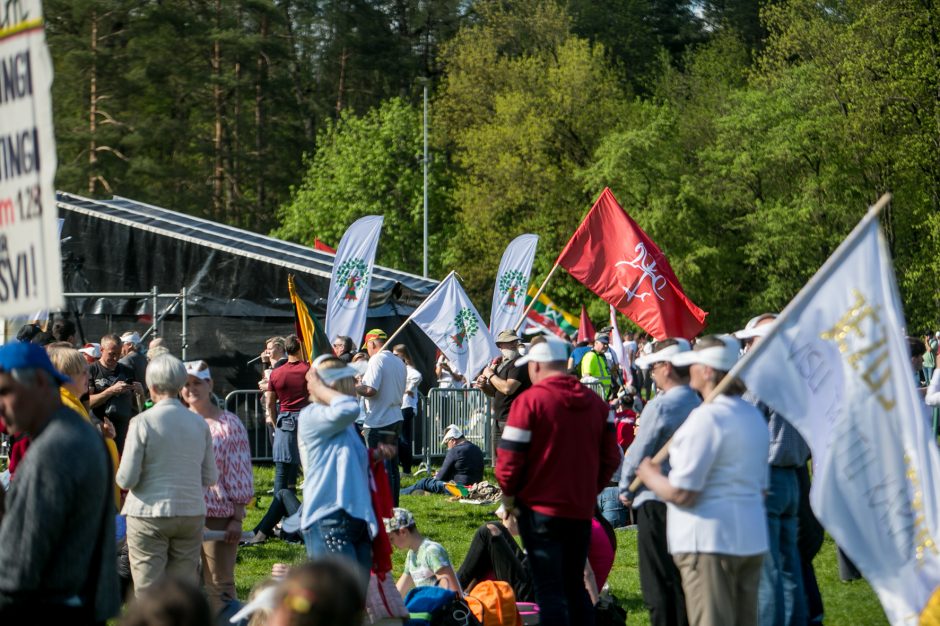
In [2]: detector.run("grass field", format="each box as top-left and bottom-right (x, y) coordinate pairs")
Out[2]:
(237, 464), (889, 625)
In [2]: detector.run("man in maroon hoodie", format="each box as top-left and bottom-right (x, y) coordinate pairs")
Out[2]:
(496, 335), (622, 626)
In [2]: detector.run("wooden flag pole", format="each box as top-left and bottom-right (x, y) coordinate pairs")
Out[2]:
(628, 192), (893, 493)
(380, 271), (454, 351)
(512, 262), (561, 333)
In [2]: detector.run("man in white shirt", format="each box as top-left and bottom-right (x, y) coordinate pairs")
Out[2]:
(357, 328), (407, 504)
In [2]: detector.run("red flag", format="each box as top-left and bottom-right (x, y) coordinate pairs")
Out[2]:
(556, 188), (707, 340)
(314, 238), (336, 253)
(577, 305), (595, 343)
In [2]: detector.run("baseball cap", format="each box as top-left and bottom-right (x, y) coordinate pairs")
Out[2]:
(79, 343), (101, 360)
(595, 333), (610, 344)
(121, 331), (141, 345)
(384, 507), (416, 533)
(311, 354), (358, 384)
(184, 360), (212, 381)
(362, 329), (387, 347)
(734, 313), (778, 340)
(515, 335), (570, 366)
(635, 338), (692, 368)
(0, 341), (70, 385)
(442, 424), (463, 444)
(670, 335), (741, 371)
(495, 330), (521, 344)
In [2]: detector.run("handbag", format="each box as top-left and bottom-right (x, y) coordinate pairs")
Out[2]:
(365, 571), (409, 623)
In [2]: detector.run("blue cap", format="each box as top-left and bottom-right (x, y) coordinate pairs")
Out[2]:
(0, 341), (70, 385)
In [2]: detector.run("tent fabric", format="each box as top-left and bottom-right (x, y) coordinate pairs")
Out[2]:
(55, 191), (440, 398)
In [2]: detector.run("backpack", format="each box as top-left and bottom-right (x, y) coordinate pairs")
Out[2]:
(464, 581), (522, 626)
(405, 586), (482, 626)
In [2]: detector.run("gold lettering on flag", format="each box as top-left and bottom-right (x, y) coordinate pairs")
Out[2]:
(906, 453), (939, 567)
(820, 289), (896, 411)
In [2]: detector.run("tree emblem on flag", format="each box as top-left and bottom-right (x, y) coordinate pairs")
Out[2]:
(335, 257), (370, 309)
(497, 269), (526, 311)
(447, 307), (479, 355)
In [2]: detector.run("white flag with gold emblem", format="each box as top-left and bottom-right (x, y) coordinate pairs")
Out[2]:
(729, 196), (940, 625)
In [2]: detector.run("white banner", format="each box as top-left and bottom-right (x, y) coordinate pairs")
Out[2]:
(325, 215), (383, 345)
(0, 2), (63, 317)
(412, 271), (499, 379)
(729, 201), (940, 625)
(489, 234), (538, 334)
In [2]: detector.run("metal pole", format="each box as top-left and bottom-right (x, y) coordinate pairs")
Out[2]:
(423, 81), (429, 278)
(181, 287), (188, 361)
(151, 286), (158, 338)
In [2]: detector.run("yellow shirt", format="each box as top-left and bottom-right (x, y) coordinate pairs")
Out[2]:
(61, 386), (121, 510)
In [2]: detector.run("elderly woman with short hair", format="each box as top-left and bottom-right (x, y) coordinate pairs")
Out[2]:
(116, 355), (218, 595)
(636, 335), (770, 626)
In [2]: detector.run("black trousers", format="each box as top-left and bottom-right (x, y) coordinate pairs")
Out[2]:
(254, 489), (301, 540)
(637, 501), (689, 626)
(457, 522), (534, 602)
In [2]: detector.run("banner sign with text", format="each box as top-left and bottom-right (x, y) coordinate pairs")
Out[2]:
(0, 1), (63, 316)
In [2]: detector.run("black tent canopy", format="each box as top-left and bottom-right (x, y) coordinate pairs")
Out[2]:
(56, 191), (440, 395)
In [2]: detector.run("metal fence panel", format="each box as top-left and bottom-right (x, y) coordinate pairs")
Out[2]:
(421, 387), (491, 463)
(224, 390), (272, 461)
(583, 381), (607, 399)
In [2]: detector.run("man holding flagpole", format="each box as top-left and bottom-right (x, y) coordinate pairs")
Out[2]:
(356, 329), (406, 505)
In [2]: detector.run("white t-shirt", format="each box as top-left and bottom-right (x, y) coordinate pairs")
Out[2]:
(623, 340), (638, 368)
(361, 351), (406, 428)
(402, 365), (423, 411)
(666, 394), (770, 557)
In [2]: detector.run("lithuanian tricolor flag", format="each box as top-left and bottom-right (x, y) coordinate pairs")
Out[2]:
(525, 286), (580, 336)
(288, 274), (332, 362)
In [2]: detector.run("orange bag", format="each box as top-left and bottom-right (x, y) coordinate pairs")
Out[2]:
(464, 580), (522, 626)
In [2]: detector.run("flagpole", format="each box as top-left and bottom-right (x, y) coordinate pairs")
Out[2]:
(512, 262), (561, 333)
(628, 192), (891, 492)
(381, 271), (455, 351)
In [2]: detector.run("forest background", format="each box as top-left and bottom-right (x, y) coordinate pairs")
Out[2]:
(46, 0), (940, 333)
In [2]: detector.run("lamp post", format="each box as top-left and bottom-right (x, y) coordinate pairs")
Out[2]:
(422, 80), (429, 278)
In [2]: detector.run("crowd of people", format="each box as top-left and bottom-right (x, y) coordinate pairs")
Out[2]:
(2, 309), (921, 626)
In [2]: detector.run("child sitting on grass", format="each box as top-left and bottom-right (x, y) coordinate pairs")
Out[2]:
(384, 507), (461, 597)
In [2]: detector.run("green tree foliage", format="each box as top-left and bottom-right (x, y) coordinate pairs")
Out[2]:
(273, 98), (453, 275)
(435, 0), (629, 314)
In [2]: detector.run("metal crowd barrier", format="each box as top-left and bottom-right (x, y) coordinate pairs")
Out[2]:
(582, 381), (607, 399)
(224, 390), (273, 461)
(420, 387), (492, 464)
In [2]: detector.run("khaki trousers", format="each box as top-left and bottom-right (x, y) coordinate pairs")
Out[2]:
(126, 515), (205, 596)
(202, 517), (239, 612)
(673, 552), (764, 626)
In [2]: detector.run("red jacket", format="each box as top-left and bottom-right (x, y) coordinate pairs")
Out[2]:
(496, 374), (622, 519)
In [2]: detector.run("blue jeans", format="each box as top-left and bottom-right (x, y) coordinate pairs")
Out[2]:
(518, 506), (594, 626)
(597, 486), (629, 528)
(273, 460), (298, 495)
(303, 510), (373, 589)
(758, 467), (806, 626)
(402, 477), (447, 495)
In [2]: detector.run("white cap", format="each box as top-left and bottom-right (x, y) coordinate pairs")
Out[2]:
(515, 336), (570, 366)
(635, 338), (692, 368)
(79, 343), (101, 359)
(312, 354), (358, 384)
(120, 331), (141, 345)
(670, 335), (741, 371)
(733, 313), (778, 340)
(229, 584), (278, 623)
(184, 360), (212, 381)
(442, 424), (464, 444)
